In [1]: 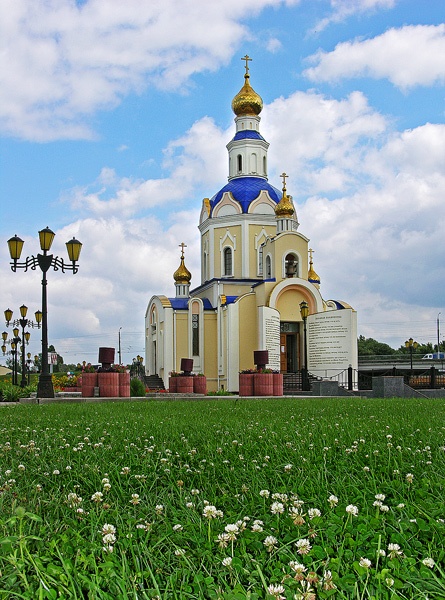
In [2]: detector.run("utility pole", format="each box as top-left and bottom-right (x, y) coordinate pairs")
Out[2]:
(118, 327), (122, 364)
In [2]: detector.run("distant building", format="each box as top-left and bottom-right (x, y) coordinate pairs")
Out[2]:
(145, 58), (357, 391)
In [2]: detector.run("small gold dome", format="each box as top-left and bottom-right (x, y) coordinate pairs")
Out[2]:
(308, 248), (320, 285)
(275, 173), (295, 217)
(232, 55), (263, 117)
(174, 243), (191, 284)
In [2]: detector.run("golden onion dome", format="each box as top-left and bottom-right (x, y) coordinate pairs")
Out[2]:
(232, 55), (263, 117)
(308, 249), (320, 285)
(275, 174), (295, 218)
(174, 244), (191, 284)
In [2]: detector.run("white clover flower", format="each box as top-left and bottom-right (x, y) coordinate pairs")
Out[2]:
(120, 466), (131, 475)
(190, 488), (200, 495)
(386, 577), (394, 587)
(203, 505), (220, 519)
(224, 523), (239, 540)
(375, 493), (385, 501)
(102, 544), (114, 553)
(263, 535), (278, 552)
(173, 524), (183, 532)
(174, 548), (186, 556)
(102, 533), (116, 544)
(270, 501), (285, 515)
(155, 504), (164, 515)
(380, 504), (390, 512)
(359, 557), (371, 568)
(251, 519), (264, 532)
(363, 466), (370, 472)
(295, 538), (311, 555)
(130, 493), (140, 505)
(259, 489), (270, 498)
(185, 501), (195, 509)
(101, 523), (116, 535)
(422, 557), (435, 568)
(289, 561), (306, 575)
(222, 557), (232, 567)
(91, 491), (103, 503)
(328, 494), (338, 507)
(346, 504), (359, 516)
(52, 470), (60, 475)
(378, 549), (386, 557)
(308, 508), (321, 519)
(18, 464), (25, 471)
(388, 543), (403, 559)
(406, 473), (414, 483)
(267, 583), (285, 599)
(284, 464), (293, 472)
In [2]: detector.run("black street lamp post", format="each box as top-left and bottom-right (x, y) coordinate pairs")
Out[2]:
(299, 300), (310, 392)
(4, 306), (42, 387)
(1, 328), (20, 385)
(405, 337), (418, 376)
(7, 228), (82, 398)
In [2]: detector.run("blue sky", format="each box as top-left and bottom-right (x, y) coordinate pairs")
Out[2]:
(1, 0), (444, 365)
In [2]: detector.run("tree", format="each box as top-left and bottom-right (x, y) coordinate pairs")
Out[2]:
(358, 336), (396, 356)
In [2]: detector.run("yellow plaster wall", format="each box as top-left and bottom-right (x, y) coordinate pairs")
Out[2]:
(174, 312), (189, 371)
(248, 224), (275, 276)
(237, 294), (258, 371)
(275, 288), (306, 322)
(203, 313), (218, 390)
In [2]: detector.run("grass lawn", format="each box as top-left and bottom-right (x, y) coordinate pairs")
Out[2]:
(0, 397), (444, 599)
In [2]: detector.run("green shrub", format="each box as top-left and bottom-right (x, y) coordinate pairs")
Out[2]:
(130, 378), (146, 397)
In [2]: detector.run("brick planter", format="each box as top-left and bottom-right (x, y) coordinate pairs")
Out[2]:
(253, 373), (274, 397)
(119, 372), (130, 397)
(176, 375), (194, 394)
(273, 373), (284, 396)
(239, 373), (254, 396)
(81, 372), (98, 397)
(169, 377), (178, 392)
(98, 372), (119, 397)
(193, 376), (207, 394)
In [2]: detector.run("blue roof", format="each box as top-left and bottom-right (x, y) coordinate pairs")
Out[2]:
(232, 130), (265, 141)
(210, 177), (281, 213)
(169, 298), (214, 310)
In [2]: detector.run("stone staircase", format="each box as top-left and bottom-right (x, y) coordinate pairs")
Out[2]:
(144, 374), (165, 391)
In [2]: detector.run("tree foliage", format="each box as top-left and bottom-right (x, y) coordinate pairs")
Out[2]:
(357, 336), (396, 356)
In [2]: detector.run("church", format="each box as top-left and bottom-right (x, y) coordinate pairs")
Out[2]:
(145, 58), (357, 392)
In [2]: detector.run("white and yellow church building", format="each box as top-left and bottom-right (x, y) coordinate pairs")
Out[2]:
(145, 59), (357, 392)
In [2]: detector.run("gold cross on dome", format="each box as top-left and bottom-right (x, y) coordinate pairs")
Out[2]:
(309, 248), (314, 263)
(241, 54), (252, 75)
(280, 172), (288, 192)
(179, 242), (187, 258)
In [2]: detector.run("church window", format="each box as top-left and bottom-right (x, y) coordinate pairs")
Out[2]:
(237, 154), (242, 173)
(251, 153), (257, 173)
(223, 247), (233, 276)
(263, 156), (267, 175)
(192, 314), (199, 355)
(258, 245), (263, 276)
(265, 255), (272, 279)
(285, 253), (298, 278)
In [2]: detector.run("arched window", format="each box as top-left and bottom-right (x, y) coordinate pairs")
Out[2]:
(258, 245), (263, 276)
(192, 303), (199, 356)
(251, 153), (257, 173)
(237, 154), (242, 173)
(224, 247), (233, 276)
(285, 253), (298, 278)
(265, 255), (272, 279)
(263, 156), (267, 175)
